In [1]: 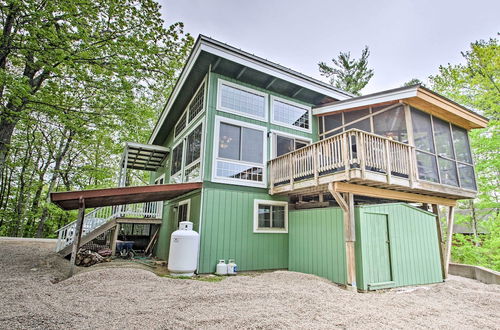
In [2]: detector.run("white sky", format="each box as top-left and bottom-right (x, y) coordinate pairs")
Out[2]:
(158, 0), (499, 94)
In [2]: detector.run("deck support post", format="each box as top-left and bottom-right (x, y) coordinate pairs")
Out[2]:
(444, 206), (455, 278)
(110, 223), (120, 257)
(69, 197), (85, 277)
(432, 204), (446, 279)
(328, 183), (357, 291)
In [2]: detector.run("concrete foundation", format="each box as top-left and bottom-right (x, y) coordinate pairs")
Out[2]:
(449, 263), (500, 285)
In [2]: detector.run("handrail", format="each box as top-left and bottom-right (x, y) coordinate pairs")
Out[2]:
(268, 129), (416, 192)
(55, 200), (163, 252)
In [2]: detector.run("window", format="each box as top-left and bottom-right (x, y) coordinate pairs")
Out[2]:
(176, 199), (190, 228)
(253, 200), (288, 233)
(217, 79), (267, 120)
(274, 132), (310, 157)
(184, 124), (203, 182)
(213, 117), (266, 187)
(171, 142), (183, 178)
(373, 105), (408, 143)
(188, 83), (205, 122)
(154, 175), (165, 185)
(271, 97), (311, 131)
(174, 112), (187, 137)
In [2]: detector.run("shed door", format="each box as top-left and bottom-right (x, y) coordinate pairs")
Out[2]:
(365, 213), (392, 284)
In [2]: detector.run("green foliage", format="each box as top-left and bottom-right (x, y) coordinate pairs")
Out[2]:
(318, 46), (374, 95)
(403, 78), (425, 87)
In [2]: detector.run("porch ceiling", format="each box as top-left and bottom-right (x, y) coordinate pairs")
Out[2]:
(122, 142), (169, 171)
(50, 182), (202, 210)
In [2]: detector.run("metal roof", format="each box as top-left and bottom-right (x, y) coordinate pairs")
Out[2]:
(51, 182), (202, 210)
(122, 142), (169, 172)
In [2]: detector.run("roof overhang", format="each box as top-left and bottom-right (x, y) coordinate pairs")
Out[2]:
(148, 35), (353, 144)
(122, 142), (169, 172)
(313, 85), (489, 130)
(50, 182), (202, 210)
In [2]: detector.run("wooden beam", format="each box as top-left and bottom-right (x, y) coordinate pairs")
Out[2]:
(69, 197), (85, 277)
(432, 204), (446, 280)
(111, 223), (120, 257)
(444, 206), (455, 278)
(265, 77), (277, 89)
(333, 182), (457, 207)
(236, 66), (247, 79)
(212, 58), (221, 71)
(291, 87), (303, 97)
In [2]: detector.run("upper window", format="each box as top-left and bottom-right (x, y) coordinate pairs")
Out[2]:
(274, 132), (310, 157)
(253, 200), (288, 233)
(213, 117), (266, 187)
(271, 97), (311, 131)
(217, 79), (267, 120)
(188, 83), (205, 122)
(174, 112), (187, 138)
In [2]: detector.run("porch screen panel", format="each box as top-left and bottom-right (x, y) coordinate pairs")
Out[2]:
(411, 109), (434, 153)
(323, 113), (342, 137)
(452, 126), (473, 164)
(415, 151), (439, 183)
(373, 105), (408, 143)
(344, 108), (370, 132)
(433, 117), (454, 159)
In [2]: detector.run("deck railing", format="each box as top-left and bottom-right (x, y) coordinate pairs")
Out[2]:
(55, 201), (163, 252)
(269, 129), (416, 192)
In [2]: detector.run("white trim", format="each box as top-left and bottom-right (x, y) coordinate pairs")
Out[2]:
(169, 139), (184, 183)
(174, 111), (188, 138)
(270, 95), (312, 133)
(212, 116), (267, 188)
(253, 199), (288, 234)
(154, 174), (165, 185)
(313, 87), (418, 116)
(187, 77), (207, 124)
(177, 199), (191, 223)
(216, 78), (269, 122)
(270, 129), (312, 158)
(149, 38), (351, 144)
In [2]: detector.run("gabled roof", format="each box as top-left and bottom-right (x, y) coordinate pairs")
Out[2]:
(148, 35), (353, 144)
(313, 84), (489, 130)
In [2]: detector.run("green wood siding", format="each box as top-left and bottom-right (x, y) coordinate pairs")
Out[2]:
(355, 203), (443, 290)
(288, 207), (347, 285)
(198, 183), (288, 273)
(154, 190), (202, 260)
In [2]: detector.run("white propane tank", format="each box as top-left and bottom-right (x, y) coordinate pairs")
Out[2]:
(227, 259), (237, 275)
(215, 260), (228, 275)
(168, 221), (200, 276)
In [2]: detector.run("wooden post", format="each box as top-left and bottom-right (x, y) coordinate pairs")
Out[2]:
(313, 144), (318, 186)
(69, 197), (85, 277)
(328, 183), (357, 291)
(111, 223), (120, 256)
(385, 139), (392, 184)
(432, 204), (446, 279)
(444, 206), (455, 278)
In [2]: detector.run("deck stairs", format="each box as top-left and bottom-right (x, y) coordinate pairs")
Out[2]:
(55, 201), (163, 257)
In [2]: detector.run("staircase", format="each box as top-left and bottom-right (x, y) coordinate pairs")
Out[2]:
(56, 201), (163, 256)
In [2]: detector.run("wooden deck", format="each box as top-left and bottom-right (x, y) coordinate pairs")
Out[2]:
(268, 129), (476, 201)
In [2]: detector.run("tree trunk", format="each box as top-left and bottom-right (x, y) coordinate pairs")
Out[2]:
(469, 200), (479, 247)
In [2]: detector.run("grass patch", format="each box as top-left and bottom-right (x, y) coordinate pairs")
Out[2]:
(161, 274), (225, 282)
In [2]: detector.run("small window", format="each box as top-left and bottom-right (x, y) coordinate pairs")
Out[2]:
(174, 112), (187, 137)
(275, 134), (310, 157)
(218, 80), (267, 120)
(189, 83), (205, 122)
(171, 142), (183, 176)
(253, 200), (288, 233)
(185, 124), (202, 166)
(176, 200), (190, 228)
(154, 175), (165, 185)
(272, 97), (311, 131)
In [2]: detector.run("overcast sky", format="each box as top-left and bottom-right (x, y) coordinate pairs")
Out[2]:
(158, 0), (499, 94)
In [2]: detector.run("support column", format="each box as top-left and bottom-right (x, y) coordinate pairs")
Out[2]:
(432, 204), (446, 279)
(69, 197), (85, 277)
(328, 183), (357, 291)
(444, 206), (455, 278)
(111, 223), (120, 257)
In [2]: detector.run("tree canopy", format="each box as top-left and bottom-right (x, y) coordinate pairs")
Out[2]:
(318, 46), (374, 95)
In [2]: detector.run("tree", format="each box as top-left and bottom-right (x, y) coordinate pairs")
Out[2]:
(318, 46), (374, 95)
(430, 36), (499, 268)
(403, 78), (425, 87)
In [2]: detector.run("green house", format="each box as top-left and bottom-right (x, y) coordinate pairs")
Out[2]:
(54, 35), (488, 291)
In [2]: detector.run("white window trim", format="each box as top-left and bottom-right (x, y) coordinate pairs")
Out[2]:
(170, 123), (204, 183)
(154, 174), (165, 185)
(270, 95), (312, 133)
(176, 199), (191, 223)
(170, 139), (184, 182)
(253, 199), (288, 233)
(174, 111), (188, 138)
(270, 129), (312, 158)
(212, 116), (267, 188)
(216, 78), (269, 122)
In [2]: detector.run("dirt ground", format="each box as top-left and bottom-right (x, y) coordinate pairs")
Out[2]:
(0, 238), (499, 329)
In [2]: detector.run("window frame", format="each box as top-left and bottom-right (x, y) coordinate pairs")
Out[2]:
(253, 199), (288, 233)
(212, 116), (267, 188)
(271, 129), (312, 158)
(170, 139), (184, 183)
(176, 199), (191, 227)
(154, 174), (165, 185)
(170, 123), (204, 183)
(216, 78), (269, 122)
(271, 95), (312, 133)
(187, 81), (206, 124)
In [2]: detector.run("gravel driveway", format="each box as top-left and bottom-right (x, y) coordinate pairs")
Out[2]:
(0, 238), (499, 329)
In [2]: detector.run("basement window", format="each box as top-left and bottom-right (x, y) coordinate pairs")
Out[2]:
(253, 200), (288, 233)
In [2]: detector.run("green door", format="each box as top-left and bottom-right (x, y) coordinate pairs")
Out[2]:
(364, 213), (392, 286)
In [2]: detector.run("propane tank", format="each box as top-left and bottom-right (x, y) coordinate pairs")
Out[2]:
(167, 221), (199, 276)
(227, 259), (237, 275)
(215, 260), (227, 275)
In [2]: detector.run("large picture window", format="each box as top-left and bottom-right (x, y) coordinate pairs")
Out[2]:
(271, 97), (311, 131)
(217, 79), (267, 120)
(253, 200), (288, 233)
(213, 117), (266, 187)
(170, 124), (203, 183)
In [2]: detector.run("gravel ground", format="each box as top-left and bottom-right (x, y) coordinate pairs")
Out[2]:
(0, 238), (499, 329)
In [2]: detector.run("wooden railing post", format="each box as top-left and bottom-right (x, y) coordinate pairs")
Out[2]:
(289, 153), (294, 190)
(359, 132), (366, 179)
(385, 139), (392, 184)
(408, 146), (415, 187)
(269, 160), (274, 194)
(313, 144), (318, 185)
(342, 132), (350, 179)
